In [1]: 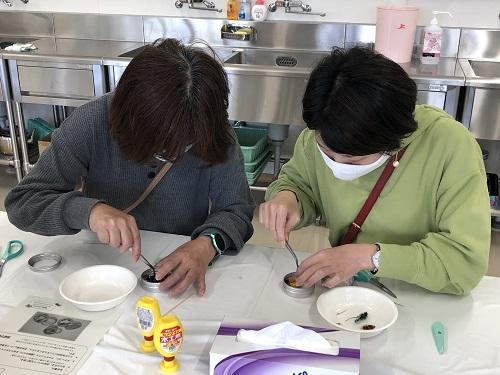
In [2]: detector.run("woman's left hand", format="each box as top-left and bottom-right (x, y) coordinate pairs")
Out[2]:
(154, 237), (215, 297)
(295, 244), (377, 288)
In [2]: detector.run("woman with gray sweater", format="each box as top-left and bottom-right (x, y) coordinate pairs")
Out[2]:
(5, 39), (255, 297)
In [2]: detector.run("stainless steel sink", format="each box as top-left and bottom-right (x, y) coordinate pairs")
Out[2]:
(113, 46), (328, 126)
(459, 58), (500, 89)
(469, 60), (500, 78)
(119, 45), (147, 58)
(460, 59), (500, 140)
(225, 49), (328, 69)
(224, 49), (329, 126)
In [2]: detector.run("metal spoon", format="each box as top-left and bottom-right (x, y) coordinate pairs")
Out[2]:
(285, 240), (299, 270)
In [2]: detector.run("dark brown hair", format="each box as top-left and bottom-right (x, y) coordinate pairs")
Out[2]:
(303, 46), (417, 156)
(110, 38), (234, 165)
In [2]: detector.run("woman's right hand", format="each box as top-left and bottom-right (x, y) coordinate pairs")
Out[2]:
(89, 203), (141, 261)
(259, 190), (301, 246)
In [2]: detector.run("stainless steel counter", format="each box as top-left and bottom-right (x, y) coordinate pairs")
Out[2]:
(103, 44), (235, 67)
(0, 37), (144, 64)
(1, 37), (466, 87)
(403, 57), (465, 86)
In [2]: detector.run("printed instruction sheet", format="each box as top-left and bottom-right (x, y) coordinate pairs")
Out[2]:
(0, 297), (120, 375)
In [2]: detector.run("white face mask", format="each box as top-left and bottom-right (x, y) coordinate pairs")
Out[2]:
(317, 145), (390, 181)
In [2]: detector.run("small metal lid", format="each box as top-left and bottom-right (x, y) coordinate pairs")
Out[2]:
(28, 252), (62, 273)
(139, 269), (162, 293)
(282, 272), (314, 298)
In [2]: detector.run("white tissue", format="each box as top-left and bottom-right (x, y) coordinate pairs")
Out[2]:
(236, 321), (339, 355)
(5, 43), (37, 52)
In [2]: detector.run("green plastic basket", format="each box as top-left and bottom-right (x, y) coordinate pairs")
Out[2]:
(27, 118), (54, 142)
(244, 145), (272, 172)
(246, 151), (271, 185)
(234, 127), (269, 163)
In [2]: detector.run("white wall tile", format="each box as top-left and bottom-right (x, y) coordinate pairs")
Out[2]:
(2, 0), (499, 29)
(265, 0), (406, 23)
(2, 0), (100, 13)
(98, 0), (224, 18)
(407, 0), (500, 29)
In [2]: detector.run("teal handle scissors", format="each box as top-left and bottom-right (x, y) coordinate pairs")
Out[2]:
(354, 270), (397, 299)
(0, 240), (24, 279)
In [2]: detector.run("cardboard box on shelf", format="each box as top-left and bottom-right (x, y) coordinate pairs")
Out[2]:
(38, 135), (51, 155)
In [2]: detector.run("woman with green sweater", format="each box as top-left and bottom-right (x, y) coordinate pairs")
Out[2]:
(260, 47), (490, 295)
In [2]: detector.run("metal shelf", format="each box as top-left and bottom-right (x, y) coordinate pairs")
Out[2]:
(492, 208), (500, 218)
(250, 185), (267, 192)
(249, 172), (274, 192)
(0, 154), (14, 167)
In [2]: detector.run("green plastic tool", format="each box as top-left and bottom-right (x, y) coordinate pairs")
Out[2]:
(0, 240), (24, 279)
(432, 321), (445, 354)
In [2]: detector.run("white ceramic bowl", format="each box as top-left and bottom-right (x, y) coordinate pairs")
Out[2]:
(317, 286), (398, 338)
(59, 265), (137, 312)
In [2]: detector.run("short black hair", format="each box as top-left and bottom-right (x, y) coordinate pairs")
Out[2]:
(303, 47), (417, 156)
(110, 38), (234, 165)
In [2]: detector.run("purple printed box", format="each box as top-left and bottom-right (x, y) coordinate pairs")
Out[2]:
(209, 318), (360, 375)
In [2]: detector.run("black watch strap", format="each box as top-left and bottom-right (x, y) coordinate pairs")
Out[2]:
(203, 232), (225, 266)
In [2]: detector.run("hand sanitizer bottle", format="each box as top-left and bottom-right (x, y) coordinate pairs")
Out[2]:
(251, 0), (268, 21)
(421, 11), (453, 65)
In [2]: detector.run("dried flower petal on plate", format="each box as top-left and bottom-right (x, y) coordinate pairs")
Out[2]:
(346, 312), (368, 323)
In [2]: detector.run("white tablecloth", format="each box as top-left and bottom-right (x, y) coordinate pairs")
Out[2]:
(1, 211), (499, 375)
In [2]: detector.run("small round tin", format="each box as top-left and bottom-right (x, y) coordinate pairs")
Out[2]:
(139, 269), (168, 293)
(28, 253), (62, 272)
(282, 272), (314, 298)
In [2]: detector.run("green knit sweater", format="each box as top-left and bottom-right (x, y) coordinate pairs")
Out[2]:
(267, 105), (490, 295)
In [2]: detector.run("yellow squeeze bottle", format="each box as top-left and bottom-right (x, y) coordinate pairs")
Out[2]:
(136, 296), (161, 353)
(154, 315), (184, 373)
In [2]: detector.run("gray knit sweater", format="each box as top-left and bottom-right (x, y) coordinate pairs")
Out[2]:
(5, 94), (255, 252)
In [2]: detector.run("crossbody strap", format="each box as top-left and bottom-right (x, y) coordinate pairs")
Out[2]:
(340, 146), (408, 245)
(123, 162), (173, 214)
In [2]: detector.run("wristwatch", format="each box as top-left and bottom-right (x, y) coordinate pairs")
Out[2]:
(203, 232), (226, 266)
(371, 244), (381, 275)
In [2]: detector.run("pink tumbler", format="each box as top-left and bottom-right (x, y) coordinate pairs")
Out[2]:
(375, 5), (419, 63)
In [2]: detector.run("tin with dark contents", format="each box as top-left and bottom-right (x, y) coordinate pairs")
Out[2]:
(139, 269), (168, 293)
(282, 272), (314, 298)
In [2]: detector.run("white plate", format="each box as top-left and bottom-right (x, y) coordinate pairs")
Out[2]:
(59, 265), (137, 312)
(316, 286), (398, 338)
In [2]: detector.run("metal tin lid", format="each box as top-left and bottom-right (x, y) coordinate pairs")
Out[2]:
(282, 272), (314, 298)
(139, 269), (162, 293)
(28, 253), (62, 272)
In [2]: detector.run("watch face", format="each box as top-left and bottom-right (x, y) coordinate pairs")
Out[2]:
(372, 251), (380, 268)
(213, 233), (225, 251)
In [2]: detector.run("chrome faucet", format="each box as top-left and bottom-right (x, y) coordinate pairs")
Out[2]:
(175, 0), (222, 12)
(268, 0), (325, 17)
